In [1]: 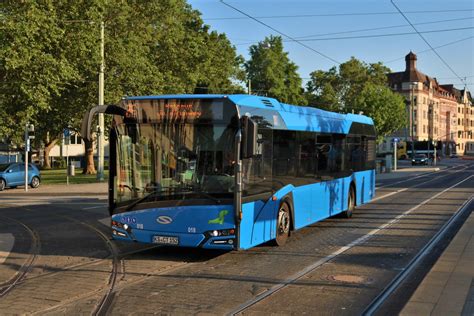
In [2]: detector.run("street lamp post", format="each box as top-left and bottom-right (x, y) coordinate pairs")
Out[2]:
(410, 83), (416, 158)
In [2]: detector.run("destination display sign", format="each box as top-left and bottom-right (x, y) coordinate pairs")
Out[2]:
(121, 98), (224, 123)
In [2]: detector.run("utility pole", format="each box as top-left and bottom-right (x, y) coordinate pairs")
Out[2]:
(97, 21), (105, 181)
(411, 83), (416, 158)
(247, 79), (251, 95)
(24, 123), (29, 192)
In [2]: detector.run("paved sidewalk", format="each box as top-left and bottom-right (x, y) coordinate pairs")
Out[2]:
(0, 182), (107, 196)
(376, 165), (445, 181)
(401, 210), (474, 316)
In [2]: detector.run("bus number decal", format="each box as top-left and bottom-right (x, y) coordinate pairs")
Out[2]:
(187, 227), (196, 233)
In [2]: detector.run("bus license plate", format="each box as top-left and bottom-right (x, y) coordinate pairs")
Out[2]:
(152, 235), (179, 245)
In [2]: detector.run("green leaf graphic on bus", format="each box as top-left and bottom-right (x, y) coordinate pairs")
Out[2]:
(208, 210), (229, 225)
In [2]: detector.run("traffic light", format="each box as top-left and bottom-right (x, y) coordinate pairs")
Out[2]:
(27, 124), (35, 139)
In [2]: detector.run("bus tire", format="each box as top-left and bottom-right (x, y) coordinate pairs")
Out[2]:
(341, 186), (355, 218)
(275, 202), (291, 246)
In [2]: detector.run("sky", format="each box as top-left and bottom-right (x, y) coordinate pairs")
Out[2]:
(188, 0), (474, 90)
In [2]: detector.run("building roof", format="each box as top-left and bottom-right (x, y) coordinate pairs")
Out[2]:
(387, 52), (458, 101)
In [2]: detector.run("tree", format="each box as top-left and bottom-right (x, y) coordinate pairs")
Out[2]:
(306, 57), (406, 139)
(1, 0), (245, 173)
(353, 83), (406, 142)
(245, 36), (305, 104)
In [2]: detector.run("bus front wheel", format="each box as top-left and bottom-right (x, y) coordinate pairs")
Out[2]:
(341, 186), (355, 218)
(275, 202), (291, 246)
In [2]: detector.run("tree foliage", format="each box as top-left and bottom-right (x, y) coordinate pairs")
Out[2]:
(353, 83), (406, 142)
(306, 57), (406, 139)
(245, 36), (305, 104)
(0, 0), (244, 170)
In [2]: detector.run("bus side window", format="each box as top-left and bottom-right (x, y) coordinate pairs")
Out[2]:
(315, 134), (332, 181)
(242, 128), (273, 197)
(272, 130), (296, 189)
(296, 132), (315, 184)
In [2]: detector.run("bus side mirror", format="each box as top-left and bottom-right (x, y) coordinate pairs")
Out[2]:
(127, 124), (139, 144)
(81, 104), (128, 141)
(241, 116), (257, 159)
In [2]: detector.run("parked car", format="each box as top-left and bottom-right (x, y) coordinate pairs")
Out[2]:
(412, 154), (429, 166)
(0, 163), (41, 191)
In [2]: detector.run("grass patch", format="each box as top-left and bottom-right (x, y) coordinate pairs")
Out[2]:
(40, 168), (109, 185)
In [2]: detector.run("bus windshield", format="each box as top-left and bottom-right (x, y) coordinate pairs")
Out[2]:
(114, 121), (236, 206)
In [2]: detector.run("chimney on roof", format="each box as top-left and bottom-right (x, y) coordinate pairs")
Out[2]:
(405, 51), (417, 71)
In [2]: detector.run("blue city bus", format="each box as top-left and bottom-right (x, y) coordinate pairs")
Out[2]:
(82, 95), (376, 250)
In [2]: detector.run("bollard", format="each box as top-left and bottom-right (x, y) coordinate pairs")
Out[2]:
(68, 164), (75, 176)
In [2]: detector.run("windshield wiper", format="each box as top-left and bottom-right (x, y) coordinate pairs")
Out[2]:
(192, 190), (222, 204)
(124, 188), (178, 212)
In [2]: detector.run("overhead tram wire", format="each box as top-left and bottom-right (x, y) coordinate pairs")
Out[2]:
(206, 9), (474, 20)
(235, 27), (474, 46)
(219, 0), (341, 65)
(436, 75), (474, 80)
(294, 16), (474, 39)
(383, 35), (474, 64)
(391, 0), (467, 85)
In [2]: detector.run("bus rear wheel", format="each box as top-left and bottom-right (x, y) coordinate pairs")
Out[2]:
(341, 187), (355, 218)
(275, 202), (291, 246)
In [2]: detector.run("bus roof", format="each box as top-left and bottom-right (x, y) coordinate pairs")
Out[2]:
(125, 94), (374, 130)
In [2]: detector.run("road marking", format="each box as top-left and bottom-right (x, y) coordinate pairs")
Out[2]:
(375, 164), (462, 189)
(364, 196), (474, 315)
(228, 174), (474, 315)
(372, 164), (469, 202)
(0, 234), (14, 264)
(98, 217), (110, 227)
(83, 205), (107, 210)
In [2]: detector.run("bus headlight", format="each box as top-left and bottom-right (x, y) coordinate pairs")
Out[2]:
(206, 229), (235, 237)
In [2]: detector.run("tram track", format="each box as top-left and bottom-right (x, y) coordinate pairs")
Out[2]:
(0, 201), (194, 315)
(227, 169), (474, 315)
(0, 214), (40, 298)
(371, 163), (471, 202)
(375, 164), (458, 189)
(362, 196), (474, 315)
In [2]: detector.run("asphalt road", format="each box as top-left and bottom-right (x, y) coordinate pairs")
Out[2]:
(0, 159), (472, 315)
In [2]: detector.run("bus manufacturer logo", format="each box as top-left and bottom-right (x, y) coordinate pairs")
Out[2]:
(157, 216), (173, 224)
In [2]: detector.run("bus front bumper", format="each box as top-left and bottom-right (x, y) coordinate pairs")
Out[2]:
(111, 226), (236, 250)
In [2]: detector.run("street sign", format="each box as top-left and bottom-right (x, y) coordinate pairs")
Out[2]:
(392, 137), (400, 143)
(63, 129), (70, 145)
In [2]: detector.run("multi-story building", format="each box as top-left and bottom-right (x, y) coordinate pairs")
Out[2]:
(386, 51), (473, 156)
(440, 85), (474, 155)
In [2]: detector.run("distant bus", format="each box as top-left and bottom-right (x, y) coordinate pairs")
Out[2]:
(406, 140), (442, 158)
(82, 95), (376, 250)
